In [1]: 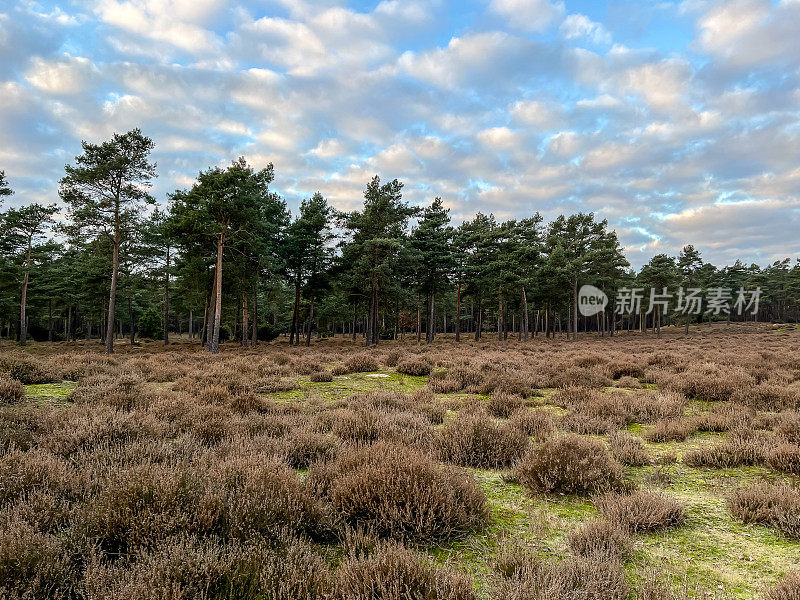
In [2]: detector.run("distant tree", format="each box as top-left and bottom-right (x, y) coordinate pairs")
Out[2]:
(140, 208), (173, 344)
(340, 176), (417, 346)
(2, 204), (58, 345)
(677, 245), (703, 333)
(59, 129), (157, 353)
(137, 307), (163, 339)
(638, 253), (679, 337)
(410, 197), (453, 343)
(0, 170), (11, 205)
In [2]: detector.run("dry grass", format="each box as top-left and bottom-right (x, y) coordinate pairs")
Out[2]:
(3, 323), (800, 598)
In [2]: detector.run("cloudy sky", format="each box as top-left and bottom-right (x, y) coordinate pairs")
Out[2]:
(1, 0), (799, 267)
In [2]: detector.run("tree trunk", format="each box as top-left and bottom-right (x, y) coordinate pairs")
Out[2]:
(521, 286), (529, 341)
(189, 309), (193, 339)
(48, 299), (53, 342)
(242, 294), (249, 348)
(497, 286), (503, 341)
(572, 277), (578, 341)
(306, 296), (314, 347)
(164, 246), (170, 345)
(475, 294), (482, 341)
(290, 276), (301, 345)
(19, 236), (32, 346)
(417, 293), (422, 343)
(251, 274), (258, 346)
(105, 204), (120, 354)
(456, 275), (462, 342)
(210, 231), (225, 354)
(427, 291), (435, 344)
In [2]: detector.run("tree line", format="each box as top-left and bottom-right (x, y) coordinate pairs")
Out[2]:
(1, 130), (799, 353)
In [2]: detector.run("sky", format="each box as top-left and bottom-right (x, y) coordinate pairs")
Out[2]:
(1, 0), (799, 268)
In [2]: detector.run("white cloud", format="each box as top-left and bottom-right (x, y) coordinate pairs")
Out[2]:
(489, 0), (565, 32)
(25, 55), (95, 94)
(560, 13), (612, 44)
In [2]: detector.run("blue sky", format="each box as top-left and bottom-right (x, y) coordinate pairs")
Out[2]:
(1, 0), (799, 267)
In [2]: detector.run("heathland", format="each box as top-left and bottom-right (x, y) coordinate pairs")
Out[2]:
(2, 323), (800, 599)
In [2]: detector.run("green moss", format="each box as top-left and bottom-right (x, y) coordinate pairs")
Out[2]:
(24, 381), (76, 405)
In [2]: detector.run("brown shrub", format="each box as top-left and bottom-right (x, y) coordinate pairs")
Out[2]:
(0, 355), (59, 384)
(568, 519), (632, 559)
(728, 480), (800, 539)
(594, 491), (685, 533)
(661, 363), (755, 402)
(82, 534), (329, 600)
(487, 392), (524, 418)
(768, 443), (800, 475)
(766, 572), (800, 600)
(344, 354), (379, 373)
(435, 413), (530, 469)
(280, 430), (338, 469)
(643, 419), (696, 443)
(309, 441), (488, 543)
(733, 384), (800, 412)
(684, 429), (774, 468)
(508, 409), (555, 441)
(608, 431), (651, 466)
(515, 435), (626, 495)
(309, 370), (334, 383)
(551, 367), (611, 390)
(491, 551), (629, 600)
(776, 412), (800, 444)
(617, 375), (642, 389)
(0, 375), (25, 405)
(396, 357), (433, 376)
(334, 542), (477, 600)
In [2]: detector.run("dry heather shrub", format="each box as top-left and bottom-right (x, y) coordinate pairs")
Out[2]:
(491, 551), (629, 600)
(594, 491), (685, 533)
(309, 370), (334, 382)
(617, 375), (642, 389)
(0, 355), (59, 384)
(766, 572), (800, 600)
(435, 413), (529, 469)
(378, 412), (434, 449)
(0, 448), (68, 504)
(82, 533), (329, 600)
(628, 391), (688, 423)
(396, 357), (433, 376)
(776, 412), (800, 444)
(71, 372), (150, 411)
(568, 519), (633, 559)
(280, 430), (338, 469)
(515, 435), (626, 495)
(427, 375), (462, 394)
(607, 360), (645, 379)
(344, 354), (379, 373)
(508, 409), (555, 441)
(608, 431), (651, 466)
(733, 384), (800, 412)
(0, 375), (25, 404)
(643, 419), (696, 443)
(727, 481), (800, 539)
(0, 519), (75, 600)
(429, 366), (484, 393)
(662, 363), (754, 402)
(488, 392), (525, 419)
(309, 441), (488, 543)
(551, 367), (611, 390)
(334, 542), (477, 600)
(684, 428), (774, 468)
(382, 350), (402, 368)
(0, 404), (38, 451)
(768, 443), (800, 475)
(327, 408), (382, 443)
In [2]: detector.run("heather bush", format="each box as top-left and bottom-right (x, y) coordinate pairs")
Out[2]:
(491, 551), (629, 600)
(0, 355), (59, 384)
(0, 375), (26, 405)
(309, 441), (488, 542)
(608, 431), (651, 466)
(728, 480), (800, 539)
(568, 519), (633, 559)
(766, 572), (800, 600)
(515, 435), (626, 495)
(344, 354), (379, 373)
(487, 392), (524, 418)
(280, 430), (338, 469)
(643, 419), (696, 443)
(768, 443), (800, 475)
(309, 370), (334, 382)
(508, 409), (555, 441)
(396, 357), (433, 376)
(684, 429), (774, 468)
(435, 413), (529, 469)
(594, 491), (685, 533)
(617, 375), (642, 389)
(334, 542), (477, 600)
